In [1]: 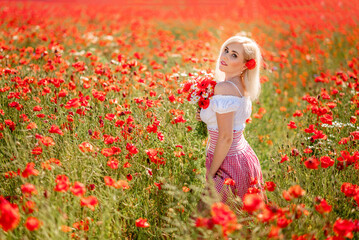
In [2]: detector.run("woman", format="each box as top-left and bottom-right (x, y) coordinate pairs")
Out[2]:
(196, 35), (268, 207)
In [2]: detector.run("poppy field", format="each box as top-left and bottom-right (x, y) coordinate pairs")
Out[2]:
(0, 0), (359, 239)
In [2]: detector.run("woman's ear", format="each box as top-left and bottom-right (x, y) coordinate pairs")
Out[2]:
(240, 66), (247, 75)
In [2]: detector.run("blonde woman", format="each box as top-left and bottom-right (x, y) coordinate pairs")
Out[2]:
(196, 35), (268, 206)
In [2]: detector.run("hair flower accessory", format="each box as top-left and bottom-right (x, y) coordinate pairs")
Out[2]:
(245, 59), (256, 70)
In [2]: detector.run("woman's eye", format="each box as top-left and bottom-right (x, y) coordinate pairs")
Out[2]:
(232, 54), (237, 58)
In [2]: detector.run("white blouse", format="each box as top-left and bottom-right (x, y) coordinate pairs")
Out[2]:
(200, 95), (252, 132)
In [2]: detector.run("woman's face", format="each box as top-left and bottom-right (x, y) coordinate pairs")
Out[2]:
(219, 42), (247, 75)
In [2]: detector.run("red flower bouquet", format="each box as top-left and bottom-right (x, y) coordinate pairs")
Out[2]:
(181, 72), (217, 138)
(182, 74), (217, 109)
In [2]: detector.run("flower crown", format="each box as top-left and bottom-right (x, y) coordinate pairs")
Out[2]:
(245, 59), (256, 70)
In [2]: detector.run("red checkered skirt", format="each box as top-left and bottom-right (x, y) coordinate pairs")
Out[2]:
(205, 129), (267, 205)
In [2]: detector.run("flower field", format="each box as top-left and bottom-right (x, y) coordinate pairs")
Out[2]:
(0, 0), (359, 239)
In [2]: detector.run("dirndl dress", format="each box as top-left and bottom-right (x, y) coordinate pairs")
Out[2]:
(205, 128), (268, 205)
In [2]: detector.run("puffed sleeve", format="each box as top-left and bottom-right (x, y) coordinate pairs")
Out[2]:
(211, 96), (240, 114)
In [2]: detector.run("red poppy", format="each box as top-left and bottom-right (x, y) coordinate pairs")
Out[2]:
(287, 121), (297, 129)
(40, 136), (55, 147)
(54, 175), (70, 192)
(182, 82), (193, 93)
(288, 185), (306, 198)
(265, 181), (276, 192)
(197, 79), (210, 89)
(146, 124), (158, 133)
(277, 217), (292, 228)
(21, 162), (39, 178)
(0, 196), (20, 232)
(22, 201), (36, 214)
(26, 122), (37, 130)
(320, 156), (334, 168)
(198, 98), (210, 109)
(333, 218), (355, 239)
(168, 94), (176, 103)
(24, 217), (42, 231)
(48, 124), (64, 135)
(304, 156), (320, 169)
(245, 59), (256, 70)
(113, 180), (130, 189)
(314, 199), (332, 214)
(126, 143), (139, 155)
(350, 116), (357, 124)
(92, 89), (106, 101)
(326, 102), (337, 109)
(64, 98), (81, 109)
(157, 131), (164, 141)
(250, 177), (258, 185)
(4, 119), (16, 131)
(311, 129), (327, 141)
(33, 105), (42, 111)
(172, 115), (186, 124)
(282, 190), (293, 201)
(21, 183), (38, 196)
(78, 142), (94, 153)
(304, 124), (315, 133)
(154, 182), (163, 190)
(195, 217), (212, 229)
(340, 182), (357, 197)
(105, 113), (116, 121)
(70, 182), (86, 197)
(303, 148), (313, 154)
(293, 110), (303, 117)
(268, 225), (280, 239)
(111, 146), (121, 155)
(350, 131), (359, 140)
(104, 135), (115, 145)
(243, 193), (264, 213)
(280, 154), (289, 163)
(104, 176), (115, 186)
(126, 174), (133, 181)
(339, 137), (350, 144)
(224, 178), (235, 186)
(72, 218), (92, 231)
(107, 158), (119, 169)
(80, 196), (98, 211)
(135, 218), (150, 228)
(320, 114), (333, 125)
(58, 89), (68, 97)
(210, 202), (237, 237)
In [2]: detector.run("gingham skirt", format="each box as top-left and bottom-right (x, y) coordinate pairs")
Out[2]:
(205, 129), (267, 205)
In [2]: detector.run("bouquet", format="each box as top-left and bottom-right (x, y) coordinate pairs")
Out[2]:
(181, 72), (217, 139)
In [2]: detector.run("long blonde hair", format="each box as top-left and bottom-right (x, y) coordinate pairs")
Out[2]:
(214, 35), (263, 102)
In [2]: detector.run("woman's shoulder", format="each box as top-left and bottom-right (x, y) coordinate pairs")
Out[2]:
(214, 81), (250, 99)
(214, 81), (233, 95)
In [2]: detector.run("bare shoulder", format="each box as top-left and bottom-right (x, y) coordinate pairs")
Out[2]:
(214, 81), (233, 95)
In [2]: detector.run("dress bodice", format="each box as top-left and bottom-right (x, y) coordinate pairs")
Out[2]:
(200, 95), (252, 132)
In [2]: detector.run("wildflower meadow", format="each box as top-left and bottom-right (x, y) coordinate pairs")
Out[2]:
(0, 0), (359, 239)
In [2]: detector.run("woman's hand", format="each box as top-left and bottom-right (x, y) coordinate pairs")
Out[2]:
(196, 108), (202, 121)
(206, 169), (224, 180)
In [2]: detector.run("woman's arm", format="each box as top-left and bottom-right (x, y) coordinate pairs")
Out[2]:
(206, 82), (236, 179)
(207, 111), (234, 178)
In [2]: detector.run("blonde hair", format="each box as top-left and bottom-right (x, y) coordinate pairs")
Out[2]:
(214, 35), (263, 102)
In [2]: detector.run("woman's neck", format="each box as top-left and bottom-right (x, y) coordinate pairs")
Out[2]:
(224, 75), (247, 95)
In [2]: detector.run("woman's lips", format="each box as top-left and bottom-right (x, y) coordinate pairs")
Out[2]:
(221, 61), (227, 66)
